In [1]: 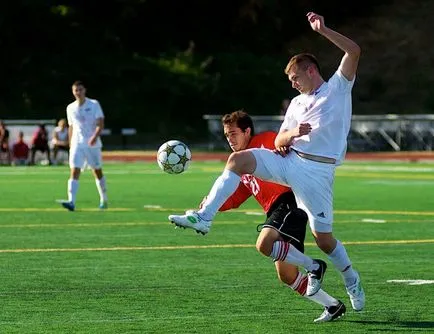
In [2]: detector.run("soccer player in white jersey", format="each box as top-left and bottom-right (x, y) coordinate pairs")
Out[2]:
(58, 81), (108, 211)
(169, 12), (365, 311)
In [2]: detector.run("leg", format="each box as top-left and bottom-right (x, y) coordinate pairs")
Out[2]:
(86, 147), (107, 208)
(259, 206), (325, 296)
(46, 145), (52, 164)
(92, 168), (108, 208)
(30, 146), (37, 165)
(275, 261), (345, 323)
(53, 145), (59, 161)
(169, 150), (257, 233)
(59, 147), (84, 211)
(312, 230), (365, 311)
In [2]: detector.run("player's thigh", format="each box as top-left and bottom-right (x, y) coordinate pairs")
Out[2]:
(84, 147), (103, 169)
(250, 148), (288, 185)
(274, 260), (299, 285)
(291, 164), (335, 233)
(69, 147), (86, 169)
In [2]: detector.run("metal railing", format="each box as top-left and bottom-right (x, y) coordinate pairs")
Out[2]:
(203, 114), (434, 152)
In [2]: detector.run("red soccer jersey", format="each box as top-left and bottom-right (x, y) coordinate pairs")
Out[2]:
(219, 131), (292, 214)
(13, 141), (29, 159)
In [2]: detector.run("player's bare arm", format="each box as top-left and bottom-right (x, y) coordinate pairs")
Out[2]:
(68, 124), (73, 146)
(275, 123), (312, 149)
(307, 12), (361, 81)
(88, 117), (104, 146)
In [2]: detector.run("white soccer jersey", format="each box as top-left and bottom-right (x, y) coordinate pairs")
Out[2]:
(66, 98), (104, 148)
(280, 68), (355, 165)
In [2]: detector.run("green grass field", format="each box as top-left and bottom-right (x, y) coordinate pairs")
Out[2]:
(0, 161), (434, 333)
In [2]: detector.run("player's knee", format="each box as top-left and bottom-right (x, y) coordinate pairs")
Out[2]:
(255, 238), (272, 256)
(226, 151), (256, 175)
(314, 234), (336, 254)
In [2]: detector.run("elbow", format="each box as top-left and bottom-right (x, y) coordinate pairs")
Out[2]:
(351, 44), (361, 59)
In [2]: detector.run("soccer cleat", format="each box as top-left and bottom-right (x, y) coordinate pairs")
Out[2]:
(99, 201), (108, 209)
(306, 259), (327, 296)
(346, 272), (365, 311)
(168, 211), (212, 235)
(314, 300), (346, 323)
(59, 200), (75, 212)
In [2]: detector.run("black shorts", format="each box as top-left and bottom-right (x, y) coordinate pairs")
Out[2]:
(261, 192), (308, 253)
(54, 145), (69, 151)
(32, 144), (49, 153)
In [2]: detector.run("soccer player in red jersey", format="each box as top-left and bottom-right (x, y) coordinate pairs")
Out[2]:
(191, 111), (345, 322)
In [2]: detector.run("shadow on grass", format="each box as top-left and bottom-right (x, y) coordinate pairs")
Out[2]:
(347, 320), (434, 331)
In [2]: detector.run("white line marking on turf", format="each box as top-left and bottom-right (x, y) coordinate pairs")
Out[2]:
(366, 180), (434, 186)
(143, 205), (162, 209)
(387, 280), (434, 285)
(245, 211), (264, 216)
(1, 239), (433, 253)
(340, 165), (434, 172)
(0, 208), (134, 212)
(362, 218), (386, 223)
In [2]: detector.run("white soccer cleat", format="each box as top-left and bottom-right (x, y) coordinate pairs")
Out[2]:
(314, 300), (346, 323)
(346, 272), (365, 311)
(306, 259), (327, 296)
(168, 211), (212, 235)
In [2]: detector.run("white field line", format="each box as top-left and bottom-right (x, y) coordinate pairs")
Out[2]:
(0, 218), (433, 229)
(1, 239), (433, 253)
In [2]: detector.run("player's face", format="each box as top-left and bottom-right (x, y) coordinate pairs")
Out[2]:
(223, 124), (251, 152)
(72, 84), (86, 100)
(288, 66), (314, 94)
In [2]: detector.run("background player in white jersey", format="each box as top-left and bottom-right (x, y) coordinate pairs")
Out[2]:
(59, 81), (108, 211)
(169, 12), (365, 311)
(52, 118), (69, 164)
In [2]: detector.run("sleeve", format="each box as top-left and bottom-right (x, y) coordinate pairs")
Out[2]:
(279, 101), (297, 132)
(94, 101), (104, 119)
(66, 107), (72, 126)
(219, 183), (252, 211)
(328, 69), (355, 93)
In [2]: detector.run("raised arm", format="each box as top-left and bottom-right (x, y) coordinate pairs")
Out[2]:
(307, 12), (361, 81)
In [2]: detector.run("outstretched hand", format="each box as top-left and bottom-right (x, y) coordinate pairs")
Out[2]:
(295, 123), (312, 137)
(307, 12), (326, 32)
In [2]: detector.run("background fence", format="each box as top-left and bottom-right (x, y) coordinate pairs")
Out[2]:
(203, 114), (434, 152)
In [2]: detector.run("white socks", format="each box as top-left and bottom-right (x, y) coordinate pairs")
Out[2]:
(67, 177), (107, 205)
(328, 240), (358, 286)
(197, 169), (240, 221)
(289, 272), (338, 307)
(96, 176), (108, 202)
(68, 179), (79, 204)
(271, 241), (319, 272)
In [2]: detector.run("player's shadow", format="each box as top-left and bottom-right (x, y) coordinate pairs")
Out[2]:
(347, 320), (434, 331)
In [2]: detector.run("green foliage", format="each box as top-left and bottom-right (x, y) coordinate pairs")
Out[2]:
(0, 0), (431, 142)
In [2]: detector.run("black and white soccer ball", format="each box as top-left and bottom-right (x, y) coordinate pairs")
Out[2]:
(157, 140), (192, 174)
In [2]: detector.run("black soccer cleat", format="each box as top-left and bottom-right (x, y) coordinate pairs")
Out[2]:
(314, 300), (346, 323)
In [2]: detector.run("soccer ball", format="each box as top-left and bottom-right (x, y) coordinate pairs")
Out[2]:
(157, 140), (192, 174)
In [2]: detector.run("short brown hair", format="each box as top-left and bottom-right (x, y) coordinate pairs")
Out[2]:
(221, 110), (255, 136)
(72, 80), (85, 87)
(284, 53), (321, 75)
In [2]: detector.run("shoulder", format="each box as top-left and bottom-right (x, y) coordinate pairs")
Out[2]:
(249, 131), (277, 149)
(327, 69), (355, 91)
(66, 101), (77, 111)
(87, 98), (101, 106)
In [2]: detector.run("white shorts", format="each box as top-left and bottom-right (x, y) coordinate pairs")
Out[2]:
(250, 148), (335, 233)
(69, 146), (103, 169)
